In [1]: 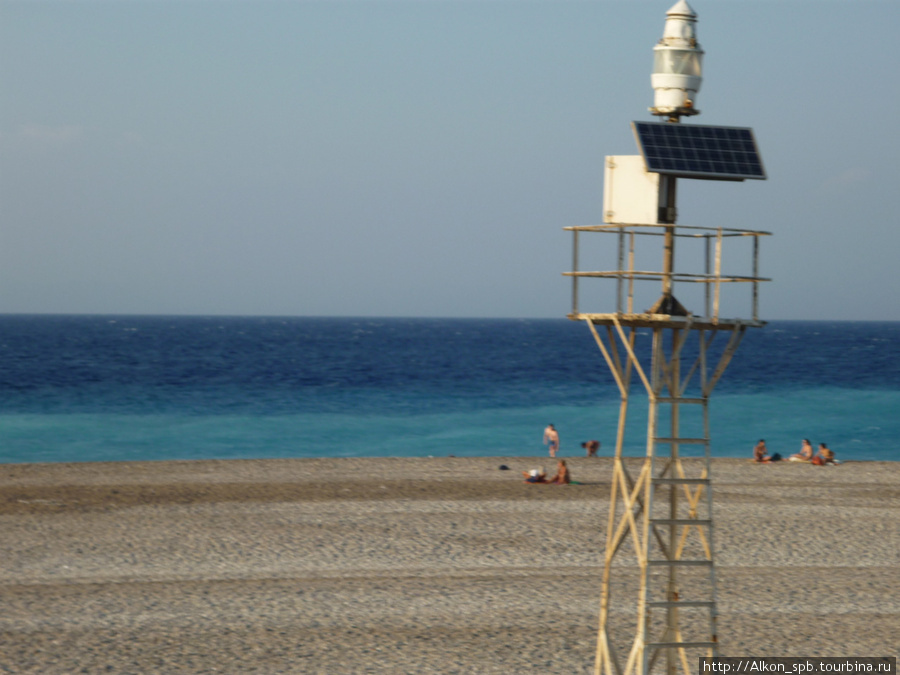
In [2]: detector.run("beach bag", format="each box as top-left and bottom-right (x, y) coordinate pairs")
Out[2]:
(811, 456), (825, 466)
(770, 452), (782, 462)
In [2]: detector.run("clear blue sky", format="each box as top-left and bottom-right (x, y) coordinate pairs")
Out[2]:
(1, 0), (897, 320)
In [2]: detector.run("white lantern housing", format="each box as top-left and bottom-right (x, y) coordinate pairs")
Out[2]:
(650, 0), (703, 118)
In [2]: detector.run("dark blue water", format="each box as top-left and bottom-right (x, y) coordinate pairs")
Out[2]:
(1, 316), (897, 463)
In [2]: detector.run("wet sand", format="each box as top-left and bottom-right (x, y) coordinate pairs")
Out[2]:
(2, 457), (898, 674)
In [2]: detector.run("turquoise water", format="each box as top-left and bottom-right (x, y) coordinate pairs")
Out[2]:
(0, 317), (897, 463)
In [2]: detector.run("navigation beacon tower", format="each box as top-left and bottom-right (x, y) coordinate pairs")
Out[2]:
(564, 3), (769, 674)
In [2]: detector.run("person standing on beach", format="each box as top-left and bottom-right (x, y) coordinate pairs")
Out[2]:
(543, 424), (559, 457)
(582, 440), (600, 457)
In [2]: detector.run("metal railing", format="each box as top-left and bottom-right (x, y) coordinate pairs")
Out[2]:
(564, 222), (771, 327)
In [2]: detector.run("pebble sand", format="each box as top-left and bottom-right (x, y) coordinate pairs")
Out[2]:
(2, 457), (898, 674)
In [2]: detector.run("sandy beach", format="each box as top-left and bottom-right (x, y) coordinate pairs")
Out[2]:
(2, 457), (898, 674)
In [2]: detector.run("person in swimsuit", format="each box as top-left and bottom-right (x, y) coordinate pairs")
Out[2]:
(816, 443), (836, 465)
(753, 439), (771, 463)
(523, 468), (547, 483)
(790, 439), (814, 462)
(581, 440), (600, 457)
(543, 424), (559, 458)
(547, 459), (571, 485)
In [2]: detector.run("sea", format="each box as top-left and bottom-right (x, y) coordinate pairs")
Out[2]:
(0, 315), (897, 464)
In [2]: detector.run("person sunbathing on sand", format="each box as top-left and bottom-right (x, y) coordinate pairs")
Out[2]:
(813, 443), (837, 465)
(790, 439), (814, 462)
(523, 468), (547, 483)
(547, 460), (571, 485)
(753, 439), (771, 463)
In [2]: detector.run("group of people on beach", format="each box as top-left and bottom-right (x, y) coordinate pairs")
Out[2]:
(525, 424), (602, 486)
(542, 424), (839, 470)
(542, 423), (601, 458)
(753, 438), (838, 465)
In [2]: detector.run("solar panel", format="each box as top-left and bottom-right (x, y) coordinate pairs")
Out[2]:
(632, 121), (766, 181)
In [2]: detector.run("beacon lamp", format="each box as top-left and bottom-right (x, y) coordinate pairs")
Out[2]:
(650, 0), (703, 120)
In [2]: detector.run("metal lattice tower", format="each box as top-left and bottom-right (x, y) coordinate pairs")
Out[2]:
(564, 4), (770, 674)
(566, 222), (768, 675)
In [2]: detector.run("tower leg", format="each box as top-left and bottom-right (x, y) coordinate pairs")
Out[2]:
(590, 321), (740, 675)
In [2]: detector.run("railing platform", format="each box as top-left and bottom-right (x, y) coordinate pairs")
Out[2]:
(566, 312), (765, 330)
